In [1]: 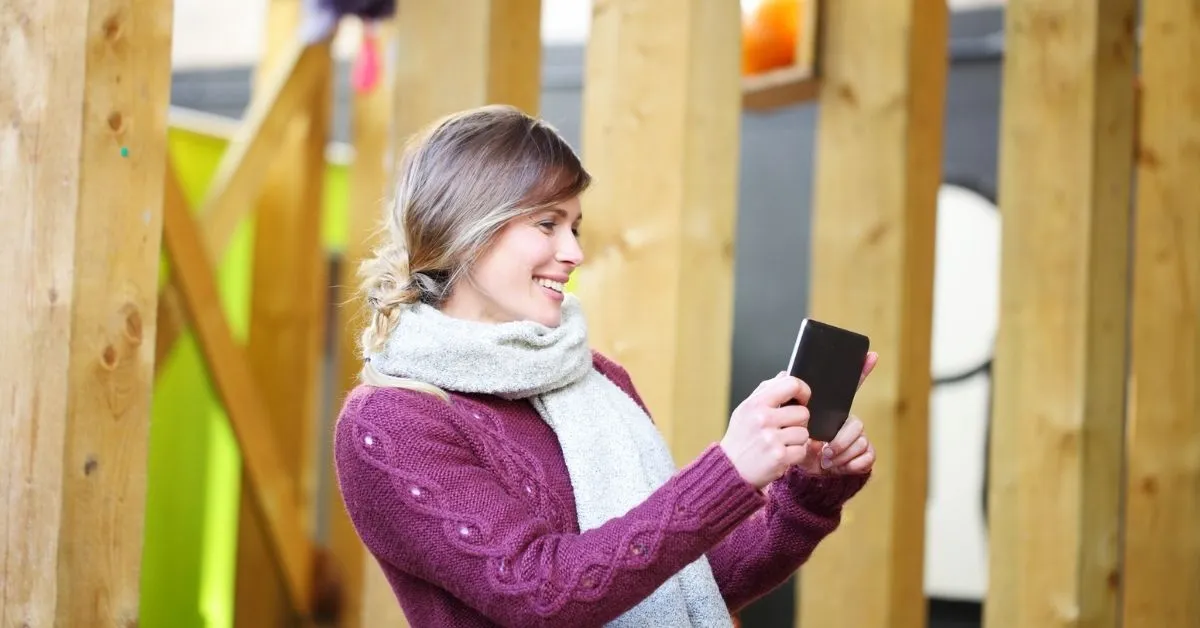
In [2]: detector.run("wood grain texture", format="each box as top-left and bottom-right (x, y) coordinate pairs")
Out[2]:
(327, 19), (401, 628)
(391, 0), (542, 142)
(0, 0), (173, 624)
(797, 1), (947, 626)
(985, 1), (1137, 627)
(741, 68), (819, 111)
(154, 40), (329, 372)
(576, 0), (741, 467)
(233, 0), (330, 623)
(1122, 0), (1200, 624)
(162, 163), (314, 616)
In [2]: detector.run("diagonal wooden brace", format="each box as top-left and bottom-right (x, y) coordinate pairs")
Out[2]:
(155, 39), (332, 373)
(160, 159), (314, 615)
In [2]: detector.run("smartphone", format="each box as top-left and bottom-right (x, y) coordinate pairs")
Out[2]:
(784, 318), (871, 442)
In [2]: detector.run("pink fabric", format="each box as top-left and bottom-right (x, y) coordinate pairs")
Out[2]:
(334, 352), (868, 627)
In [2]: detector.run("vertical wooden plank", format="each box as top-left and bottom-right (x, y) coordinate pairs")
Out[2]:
(797, 1), (947, 627)
(392, 0), (541, 141)
(794, 0), (819, 75)
(328, 3), (542, 625)
(233, 0), (331, 623)
(576, 0), (741, 466)
(328, 20), (401, 628)
(1123, 1), (1200, 624)
(0, 0), (174, 624)
(985, 1), (1137, 627)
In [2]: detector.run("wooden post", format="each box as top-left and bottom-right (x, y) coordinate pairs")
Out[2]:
(391, 0), (541, 141)
(797, 1), (947, 627)
(1123, 1), (1200, 624)
(0, 0), (173, 624)
(233, 0), (332, 623)
(328, 19), (402, 628)
(985, 1), (1137, 627)
(794, 0), (819, 75)
(162, 161), (315, 616)
(154, 41), (333, 374)
(576, 0), (741, 465)
(326, 3), (542, 625)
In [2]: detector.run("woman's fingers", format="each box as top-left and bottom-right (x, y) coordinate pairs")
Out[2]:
(820, 416), (863, 464)
(828, 435), (870, 469)
(768, 403), (810, 429)
(858, 351), (879, 388)
(752, 374), (812, 408)
(836, 442), (875, 475)
(779, 426), (812, 467)
(778, 425), (811, 448)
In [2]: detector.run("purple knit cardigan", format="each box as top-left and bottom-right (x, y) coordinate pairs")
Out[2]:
(333, 351), (868, 627)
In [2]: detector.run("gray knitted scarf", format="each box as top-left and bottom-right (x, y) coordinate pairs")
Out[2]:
(369, 293), (733, 628)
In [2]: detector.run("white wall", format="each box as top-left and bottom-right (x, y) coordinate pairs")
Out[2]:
(925, 183), (1000, 601)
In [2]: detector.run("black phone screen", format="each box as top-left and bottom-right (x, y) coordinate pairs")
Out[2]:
(785, 319), (870, 442)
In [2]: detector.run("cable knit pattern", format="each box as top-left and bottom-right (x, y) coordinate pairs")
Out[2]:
(334, 353), (869, 627)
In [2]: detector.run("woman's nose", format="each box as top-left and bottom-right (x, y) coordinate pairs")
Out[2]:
(557, 233), (584, 266)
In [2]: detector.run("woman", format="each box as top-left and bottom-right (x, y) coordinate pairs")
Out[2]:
(334, 105), (877, 628)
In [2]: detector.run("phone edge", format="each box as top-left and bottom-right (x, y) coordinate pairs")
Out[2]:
(785, 318), (810, 375)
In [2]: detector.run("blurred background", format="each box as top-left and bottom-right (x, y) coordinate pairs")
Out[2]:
(158, 0), (998, 626)
(15, 0), (1197, 626)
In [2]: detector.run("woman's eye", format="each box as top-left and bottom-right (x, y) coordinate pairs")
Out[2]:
(538, 221), (556, 232)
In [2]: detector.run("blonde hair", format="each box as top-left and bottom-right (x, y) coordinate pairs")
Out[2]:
(356, 105), (591, 395)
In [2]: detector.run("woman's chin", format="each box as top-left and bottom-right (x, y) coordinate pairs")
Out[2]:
(530, 304), (563, 328)
(536, 313), (562, 328)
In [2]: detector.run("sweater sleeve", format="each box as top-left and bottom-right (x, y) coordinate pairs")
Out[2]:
(334, 387), (767, 628)
(705, 467), (869, 612)
(589, 351), (870, 612)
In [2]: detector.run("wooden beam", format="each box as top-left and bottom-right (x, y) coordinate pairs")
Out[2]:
(391, 0), (542, 142)
(985, 1), (1138, 627)
(327, 20), (401, 628)
(161, 162), (314, 616)
(198, 39), (331, 261)
(325, 3), (543, 625)
(576, 0), (741, 466)
(794, 0), (820, 75)
(153, 39), (331, 373)
(797, 1), (947, 627)
(1123, 1), (1200, 624)
(742, 68), (819, 111)
(153, 285), (188, 373)
(0, 0), (173, 624)
(234, 0), (331, 624)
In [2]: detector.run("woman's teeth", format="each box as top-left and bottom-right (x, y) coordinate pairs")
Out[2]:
(536, 278), (564, 293)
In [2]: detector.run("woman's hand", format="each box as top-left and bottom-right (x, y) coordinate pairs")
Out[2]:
(720, 374), (814, 490)
(797, 351), (879, 476)
(798, 414), (874, 475)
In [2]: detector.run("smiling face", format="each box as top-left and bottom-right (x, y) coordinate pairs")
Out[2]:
(440, 196), (584, 327)
(361, 105), (592, 343)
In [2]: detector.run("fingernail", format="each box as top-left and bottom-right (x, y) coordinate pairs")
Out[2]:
(821, 457), (832, 469)
(822, 446), (833, 459)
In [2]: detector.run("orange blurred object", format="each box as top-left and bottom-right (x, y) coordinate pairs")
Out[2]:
(741, 0), (803, 76)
